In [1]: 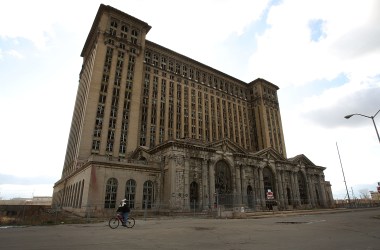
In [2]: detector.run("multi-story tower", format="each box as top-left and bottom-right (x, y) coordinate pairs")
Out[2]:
(248, 78), (286, 155)
(61, 6), (151, 178)
(53, 4), (333, 216)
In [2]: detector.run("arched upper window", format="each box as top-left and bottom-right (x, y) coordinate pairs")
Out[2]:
(104, 178), (118, 208)
(125, 179), (136, 208)
(111, 21), (118, 28)
(131, 29), (138, 36)
(131, 29), (138, 44)
(121, 25), (128, 33)
(121, 25), (128, 39)
(109, 21), (118, 36)
(143, 180), (154, 209)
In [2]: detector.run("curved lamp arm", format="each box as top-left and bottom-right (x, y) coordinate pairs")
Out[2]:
(344, 109), (380, 143)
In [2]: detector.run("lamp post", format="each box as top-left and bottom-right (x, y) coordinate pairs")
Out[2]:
(344, 109), (380, 143)
(336, 142), (351, 207)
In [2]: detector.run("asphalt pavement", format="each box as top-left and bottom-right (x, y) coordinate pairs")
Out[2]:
(1, 208), (379, 250)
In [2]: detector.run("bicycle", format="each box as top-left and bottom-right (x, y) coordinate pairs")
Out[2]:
(108, 213), (135, 229)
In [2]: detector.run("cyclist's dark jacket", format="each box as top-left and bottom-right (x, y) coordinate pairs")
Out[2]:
(117, 204), (130, 213)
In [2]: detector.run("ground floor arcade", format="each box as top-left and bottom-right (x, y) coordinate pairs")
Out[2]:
(52, 139), (333, 217)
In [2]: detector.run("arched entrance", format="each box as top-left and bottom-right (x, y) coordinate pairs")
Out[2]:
(263, 167), (276, 210)
(263, 167), (275, 196)
(215, 160), (232, 207)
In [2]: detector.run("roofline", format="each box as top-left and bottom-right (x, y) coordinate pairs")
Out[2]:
(80, 4), (152, 57)
(249, 78), (279, 90)
(146, 40), (249, 86)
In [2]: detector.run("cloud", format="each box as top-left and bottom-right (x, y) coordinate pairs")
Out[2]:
(137, 0), (270, 72)
(0, 0), (99, 50)
(7, 49), (24, 59)
(248, 0), (380, 87)
(331, 1), (380, 59)
(300, 81), (380, 129)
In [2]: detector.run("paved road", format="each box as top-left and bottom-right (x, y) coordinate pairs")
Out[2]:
(1, 208), (379, 250)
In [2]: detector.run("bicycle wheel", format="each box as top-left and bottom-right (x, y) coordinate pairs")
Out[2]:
(126, 217), (135, 228)
(109, 217), (120, 229)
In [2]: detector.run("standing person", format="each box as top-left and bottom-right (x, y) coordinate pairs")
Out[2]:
(117, 199), (130, 226)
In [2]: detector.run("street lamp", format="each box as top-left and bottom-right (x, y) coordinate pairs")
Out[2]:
(344, 109), (380, 143)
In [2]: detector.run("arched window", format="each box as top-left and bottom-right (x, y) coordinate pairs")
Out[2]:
(110, 20), (118, 28)
(125, 179), (136, 208)
(131, 29), (138, 36)
(298, 172), (308, 204)
(109, 21), (117, 36)
(143, 180), (154, 209)
(121, 25), (128, 33)
(131, 29), (138, 44)
(215, 161), (232, 194)
(79, 180), (84, 208)
(215, 161), (232, 207)
(74, 182), (79, 208)
(104, 178), (118, 208)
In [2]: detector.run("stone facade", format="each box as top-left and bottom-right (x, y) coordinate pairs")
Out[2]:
(52, 4), (333, 216)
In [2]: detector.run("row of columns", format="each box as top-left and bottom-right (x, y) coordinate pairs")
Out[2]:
(166, 155), (329, 210)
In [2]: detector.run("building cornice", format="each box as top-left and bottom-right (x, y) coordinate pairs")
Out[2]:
(81, 4), (151, 57)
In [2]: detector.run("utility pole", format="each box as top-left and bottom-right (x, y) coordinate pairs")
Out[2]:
(336, 142), (351, 207)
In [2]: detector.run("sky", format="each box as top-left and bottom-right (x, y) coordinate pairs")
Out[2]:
(0, 0), (379, 200)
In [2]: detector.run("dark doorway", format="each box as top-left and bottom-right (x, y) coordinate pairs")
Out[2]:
(287, 188), (292, 205)
(298, 172), (308, 204)
(215, 161), (232, 207)
(190, 181), (198, 209)
(315, 187), (321, 206)
(247, 185), (254, 208)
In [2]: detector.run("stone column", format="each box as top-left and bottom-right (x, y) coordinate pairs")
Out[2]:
(209, 161), (215, 207)
(240, 165), (247, 205)
(276, 169), (284, 209)
(168, 155), (177, 209)
(235, 164), (242, 205)
(307, 174), (315, 207)
(290, 172), (297, 206)
(318, 174), (327, 207)
(305, 172), (312, 207)
(294, 172), (301, 206)
(202, 159), (209, 210)
(281, 171), (288, 209)
(253, 166), (260, 208)
(184, 156), (190, 210)
(259, 167), (265, 208)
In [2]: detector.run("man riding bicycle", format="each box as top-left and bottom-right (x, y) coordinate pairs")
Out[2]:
(116, 199), (130, 227)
